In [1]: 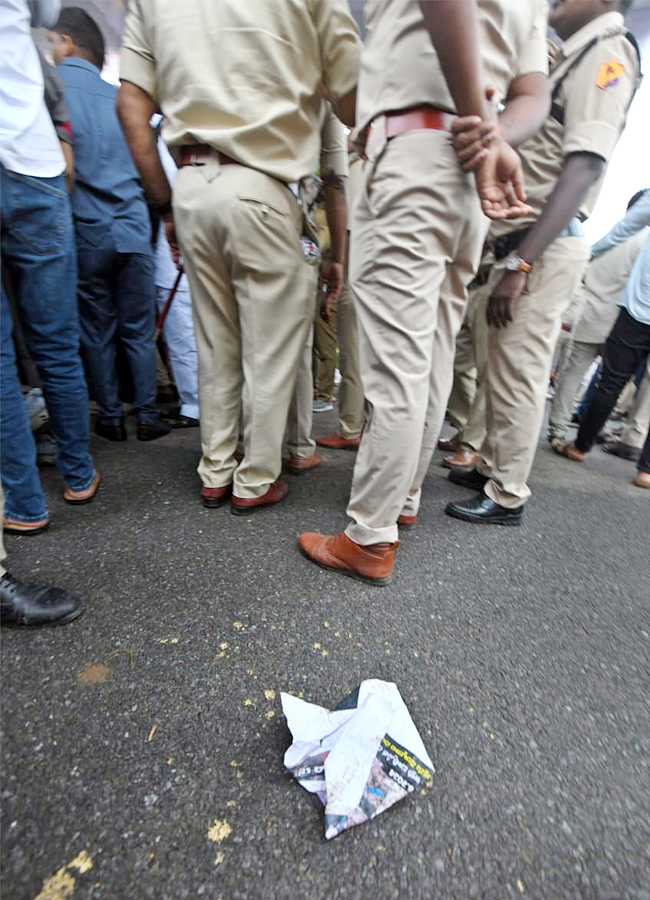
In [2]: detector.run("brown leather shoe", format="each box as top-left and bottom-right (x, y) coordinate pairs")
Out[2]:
(298, 531), (398, 585)
(201, 483), (233, 508)
(231, 480), (289, 516)
(438, 432), (460, 452)
(442, 447), (480, 469)
(634, 470), (650, 489)
(63, 470), (100, 505)
(287, 452), (322, 475)
(397, 514), (418, 530)
(3, 516), (50, 536)
(315, 433), (361, 451)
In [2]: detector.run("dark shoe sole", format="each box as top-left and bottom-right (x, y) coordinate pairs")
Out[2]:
(298, 544), (392, 586)
(445, 503), (522, 526)
(202, 496), (229, 509)
(3, 521), (50, 536)
(1, 605), (85, 627)
(64, 477), (100, 506)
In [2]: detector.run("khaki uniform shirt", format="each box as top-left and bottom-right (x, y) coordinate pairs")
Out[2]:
(120, 0), (361, 183)
(574, 229), (647, 344)
(492, 12), (641, 236)
(357, 0), (548, 134)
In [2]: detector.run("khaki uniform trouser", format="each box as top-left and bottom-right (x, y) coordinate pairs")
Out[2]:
(336, 281), (364, 438)
(453, 279), (492, 453)
(548, 339), (600, 441)
(287, 290), (320, 459)
(446, 303), (478, 432)
(312, 292), (337, 402)
(173, 156), (316, 498)
(345, 124), (485, 545)
(478, 235), (591, 508)
(621, 357), (650, 448)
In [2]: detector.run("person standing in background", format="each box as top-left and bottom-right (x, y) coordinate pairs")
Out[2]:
(50, 7), (171, 444)
(1, 0), (98, 536)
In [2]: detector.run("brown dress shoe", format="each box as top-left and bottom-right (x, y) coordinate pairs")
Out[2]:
(438, 432), (460, 452)
(298, 531), (398, 585)
(397, 514), (418, 530)
(231, 480), (289, 516)
(634, 470), (650, 489)
(3, 516), (50, 536)
(287, 452), (322, 475)
(201, 483), (233, 508)
(315, 433), (361, 451)
(442, 447), (480, 469)
(63, 470), (100, 505)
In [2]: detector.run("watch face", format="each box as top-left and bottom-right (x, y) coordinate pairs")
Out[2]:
(505, 256), (519, 271)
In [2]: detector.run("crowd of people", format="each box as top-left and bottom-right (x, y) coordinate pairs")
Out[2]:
(1, 0), (647, 625)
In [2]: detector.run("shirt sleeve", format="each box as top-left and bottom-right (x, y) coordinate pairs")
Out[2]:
(591, 191), (650, 258)
(562, 33), (639, 164)
(28, 0), (60, 29)
(319, 105), (348, 179)
(309, 0), (361, 102)
(514, 0), (549, 78)
(120, 0), (158, 105)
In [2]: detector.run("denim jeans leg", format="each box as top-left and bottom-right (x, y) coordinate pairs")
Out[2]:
(116, 252), (158, 424)
(0, 286), (48, 522)
(76, 226), (124, 426)
(2, 168), (95, 493)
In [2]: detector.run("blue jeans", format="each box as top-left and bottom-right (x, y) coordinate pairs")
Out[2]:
(75, 224), (158, 425)
(1, 166), (94, 523)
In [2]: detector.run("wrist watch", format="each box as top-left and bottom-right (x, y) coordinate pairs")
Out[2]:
(504, 253), (533, 274)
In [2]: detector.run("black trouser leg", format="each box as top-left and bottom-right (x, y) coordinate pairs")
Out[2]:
(575, 309), (650, 453)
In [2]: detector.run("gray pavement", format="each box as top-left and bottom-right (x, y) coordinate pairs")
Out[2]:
(2, 408), (649, 900)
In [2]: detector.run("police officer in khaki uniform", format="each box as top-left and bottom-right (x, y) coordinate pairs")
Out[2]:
(299, 0), (550, 584)
(116, 0), (360, 513)
(446, 0), (641, 526)
(286, 103), (349, 472)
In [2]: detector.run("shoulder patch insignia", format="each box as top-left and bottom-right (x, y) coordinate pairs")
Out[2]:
(596, 60), (625, 90)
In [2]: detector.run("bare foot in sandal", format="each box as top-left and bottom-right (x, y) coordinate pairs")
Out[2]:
(553, 440), (587, 462)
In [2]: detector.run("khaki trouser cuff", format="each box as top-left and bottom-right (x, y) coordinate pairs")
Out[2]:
(345, 521), (399, 547)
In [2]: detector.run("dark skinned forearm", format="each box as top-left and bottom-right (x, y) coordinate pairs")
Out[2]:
(116, 80), (171, 209)
(498, 73), (550, 147)
(418, 0), (493, 121)
(518, 153), (604, 263)
(324, 176), (348, 265)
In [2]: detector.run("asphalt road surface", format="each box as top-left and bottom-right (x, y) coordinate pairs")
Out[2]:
(2, 407), (649, 900)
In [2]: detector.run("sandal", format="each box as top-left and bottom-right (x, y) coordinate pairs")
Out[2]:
(552, 441), (586, 462)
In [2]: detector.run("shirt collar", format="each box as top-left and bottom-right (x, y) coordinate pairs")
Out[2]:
(559, 11), (624, 60)
(61, 57), (101, 75)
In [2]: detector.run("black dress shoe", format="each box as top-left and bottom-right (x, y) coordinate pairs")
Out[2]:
(161, 412), (200, 429)
(137, 421), (172, 442)
(448, 467), (488, 490)
(602, 441), (641, 462)
(445, 493), (523, 526)
(0, 573), (84, 626)
(95, 421), (127, 441)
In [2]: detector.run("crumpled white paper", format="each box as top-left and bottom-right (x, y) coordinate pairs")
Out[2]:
(281, 679), (434, 840)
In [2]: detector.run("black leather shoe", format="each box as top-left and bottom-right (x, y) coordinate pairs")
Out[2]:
(448, 467), (488, 490)
(161, 412), (200, 429)
(95, 421), (127, 441)
(445, 493), (523, 526)
(137, 421), (172, 442)
(602, 441), (640, 462)
(0, 573), (84, 626)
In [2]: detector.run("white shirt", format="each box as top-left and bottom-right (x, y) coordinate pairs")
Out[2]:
(0, 0), (64, 177)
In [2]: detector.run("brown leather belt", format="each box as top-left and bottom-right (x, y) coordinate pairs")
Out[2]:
(384, 106), (456, 139)
(178, 144), (238, 167)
